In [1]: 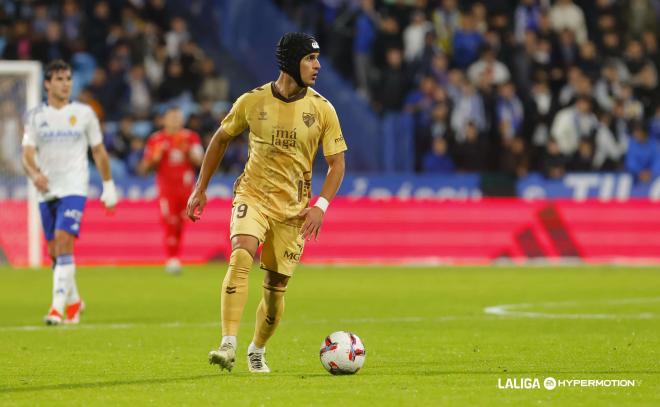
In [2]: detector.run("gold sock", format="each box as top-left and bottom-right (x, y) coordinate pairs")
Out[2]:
(220, 248), (253, 336)
(252, 283), (286, 348)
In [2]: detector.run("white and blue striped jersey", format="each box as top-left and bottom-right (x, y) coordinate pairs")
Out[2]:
(22, 102), (103, 202)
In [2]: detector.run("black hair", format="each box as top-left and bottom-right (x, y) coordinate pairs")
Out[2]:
(44, 59), (71, 81)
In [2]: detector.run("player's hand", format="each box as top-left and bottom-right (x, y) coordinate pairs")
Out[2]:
(101, 180), (118, 212)
(186, 188), (207, 222)
(298, 206), (324, 241)
(31, 172), (49, 193)
(152, 145), (164, 163)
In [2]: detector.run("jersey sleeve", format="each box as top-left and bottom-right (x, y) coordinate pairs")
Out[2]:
(321, 102), (347, 156)
(85, 106), (104, 147)
(189, 131), (204, 159)
(21, 109), (37, 147)
(142, 134), (158, 162)
(220, 93), (249, 137)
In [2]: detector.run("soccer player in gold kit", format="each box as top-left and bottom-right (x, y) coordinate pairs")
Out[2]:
(186, 32), (347, 373)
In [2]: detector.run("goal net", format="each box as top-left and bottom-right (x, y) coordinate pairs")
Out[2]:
(0, 61), (42, 268)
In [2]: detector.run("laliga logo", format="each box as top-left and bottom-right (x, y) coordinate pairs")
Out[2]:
(544, 377), (557, 390)
(311, 41), (319, 49)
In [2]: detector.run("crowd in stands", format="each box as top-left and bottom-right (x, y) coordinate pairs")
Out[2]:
(2, 0), (660, 180)
(278, 0), (660, 181)
(0, 0), (248, 177)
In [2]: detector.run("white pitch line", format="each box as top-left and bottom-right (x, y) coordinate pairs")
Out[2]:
(484, 297), (660, 319)
(0, 315), (473, 333)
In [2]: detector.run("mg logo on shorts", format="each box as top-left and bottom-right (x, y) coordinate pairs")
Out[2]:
(283, 250), (300, 262)
(63, 209), (82, 221)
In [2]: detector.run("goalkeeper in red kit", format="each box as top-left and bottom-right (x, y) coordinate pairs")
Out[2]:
(139, 107), (204, 273)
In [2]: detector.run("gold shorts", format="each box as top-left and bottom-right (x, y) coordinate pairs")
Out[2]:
(229, 201), (305, 277)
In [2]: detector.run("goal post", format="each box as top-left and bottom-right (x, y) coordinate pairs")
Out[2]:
(0, 61), (43, 268)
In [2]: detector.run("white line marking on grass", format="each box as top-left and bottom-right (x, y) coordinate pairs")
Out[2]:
(484, 297), (660, 319)
(0, 315), (472, 333)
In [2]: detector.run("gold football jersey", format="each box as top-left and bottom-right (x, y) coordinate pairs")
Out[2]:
(221, 82), (348, 221)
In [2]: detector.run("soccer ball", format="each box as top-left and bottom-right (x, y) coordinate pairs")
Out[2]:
(319, 331), (366, 375)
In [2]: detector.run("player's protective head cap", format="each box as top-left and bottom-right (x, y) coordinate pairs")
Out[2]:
(276, 32), (320, 88)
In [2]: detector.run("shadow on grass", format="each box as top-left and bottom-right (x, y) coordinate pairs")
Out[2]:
(3, 369), (657, 393)
(1, 373), (221, 394)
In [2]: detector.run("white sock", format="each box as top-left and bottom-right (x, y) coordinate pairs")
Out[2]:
(65, 260), (80, 305)
(51, 267), (67, 314)
(52, 255), (75, 314)
(248, 342), (265, 354)
(221, 335), (237, 348)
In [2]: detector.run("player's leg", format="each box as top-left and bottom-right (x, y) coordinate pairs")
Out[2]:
(247, 219), (304, 373)
(159, 196), (182, 273)
(209, 202), (267, 372)
(54, 196), (86, 325)
(40, 200), (63, 324)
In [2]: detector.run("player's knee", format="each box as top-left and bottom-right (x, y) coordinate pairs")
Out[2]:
(227, 248), (253, 278)
(264, 271), (289, 289)
(231, 235), (259, 257)
(54, 234), (74, 256)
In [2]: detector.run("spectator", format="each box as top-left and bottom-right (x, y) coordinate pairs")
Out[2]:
(594, 62), (626, 112)
(158, 59), (188, 101)
(2, 20), (34, 60)
(550, 0), (587, 44)
(467, 45), (510, 87)
(499, 137), (529, 177)
(453, 120), (487, 172)
(624, 0), (658, 38)
(551, 96), (598, 156)
(426, 52), (449, 87)
(33, 21), (71, 64)
(649, 106), (660, 142)
(620, 84), (644, 123)
(451, 12), (483, 69)
(514, 0), (542, 44)
(353, 0), (379, 98)
(625, 122), (660, 183)
(61, 0), (82, 42)
(403, 10), (432, 64)
(144, 0), (171, 32)
(593, 112), (627, 171)
(431, 0), (460, 55)
(165, 17), (190, 58)
(372, 47), (409, 112)
(422, 136), (454, 173)
(523, 79), (557, 170)
(568, 138), (596, 172)
(108, 116), (138, 163)
(86, 1), (112, 64)
(404, 75), (437, 129)
(197, 57), (230, 102)
(78, 87), (105, 122)
(496, 82), (524, 143)
(542, 139), (568, 179)
(372, 15), (402, 71)
(451, 79), (486, 139)
(127, 65), (152, 119)
(577, 41), (601, 80)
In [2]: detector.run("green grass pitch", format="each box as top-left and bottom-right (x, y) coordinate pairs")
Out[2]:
(1, 264), (658, 406)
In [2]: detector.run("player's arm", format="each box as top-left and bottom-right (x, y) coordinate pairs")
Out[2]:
(299, 151), (345, 241)
(188, 134), (204, 168)
(21, 145), (48, 193)
(137, 137), (163, 175)
(186, 126), (233, 221)
(91, 144), (118, 210)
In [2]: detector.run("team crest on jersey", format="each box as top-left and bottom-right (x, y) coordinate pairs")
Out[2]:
(302, 112), (315, 128)
(69, 115), (77, 126)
